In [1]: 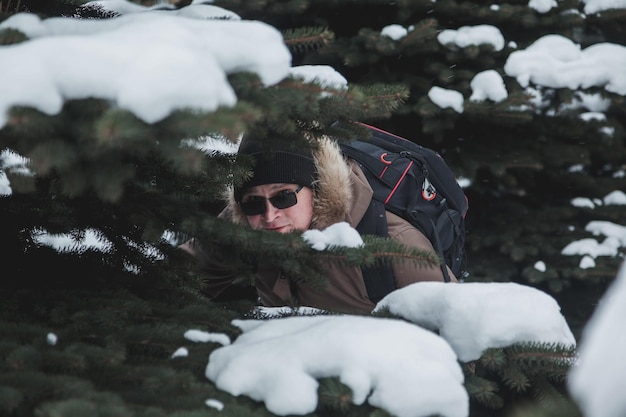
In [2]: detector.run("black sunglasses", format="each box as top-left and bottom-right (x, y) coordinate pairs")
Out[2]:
(239, 185), (304, 216)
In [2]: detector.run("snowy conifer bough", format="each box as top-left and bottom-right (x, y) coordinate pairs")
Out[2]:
(0, 7), (291, 127)
(200, 223), (577, 417)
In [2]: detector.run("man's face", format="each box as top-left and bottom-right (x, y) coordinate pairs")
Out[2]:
(241, 183), (314, 233)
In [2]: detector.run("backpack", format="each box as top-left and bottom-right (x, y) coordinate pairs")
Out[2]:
(337, 122), (469, 302)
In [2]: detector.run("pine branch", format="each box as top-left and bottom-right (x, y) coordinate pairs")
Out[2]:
(283, 26), (335, 53)
(464, 374), (504, 410)
(504, 342), (577, 381)
(314, 235), (441, 270)
(479, 348), (508, 372)
(500, 363), (531, 393)
(464, 342), (577, 414)
(317, 377), (354, 413)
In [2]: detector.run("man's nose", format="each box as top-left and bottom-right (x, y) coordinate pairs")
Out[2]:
(262, 199), (279, 221)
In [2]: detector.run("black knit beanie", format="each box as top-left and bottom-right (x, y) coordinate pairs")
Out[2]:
(234, 132), (317, 202)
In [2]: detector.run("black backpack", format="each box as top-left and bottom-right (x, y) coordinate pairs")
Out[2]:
(337, 123), (469, 302)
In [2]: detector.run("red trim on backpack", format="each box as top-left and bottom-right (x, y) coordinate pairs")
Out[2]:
(358, 122), (406, 141)
(384, 160), (413, 204)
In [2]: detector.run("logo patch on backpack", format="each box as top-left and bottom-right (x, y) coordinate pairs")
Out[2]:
(422, 178), (436, 201)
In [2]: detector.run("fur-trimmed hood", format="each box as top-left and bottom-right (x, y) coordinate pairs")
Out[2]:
(224, 136), (356, 229)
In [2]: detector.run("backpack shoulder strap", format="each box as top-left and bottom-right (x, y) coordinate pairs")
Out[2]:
(355, 199), (396, 303)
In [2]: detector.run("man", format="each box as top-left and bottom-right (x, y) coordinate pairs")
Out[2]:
(181, 129), (456, 313)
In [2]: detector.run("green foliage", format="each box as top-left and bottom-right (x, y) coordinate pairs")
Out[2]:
(0, 287), (249, 417)
(315, 378), (397, 417)
(463, 343), (577, 416)
(465, 374), (504, 410)
(179, 214), (441, 294)
(282, 26), (335, 53)
(0, 26), (25, 44)
(317, 377), (355, 413)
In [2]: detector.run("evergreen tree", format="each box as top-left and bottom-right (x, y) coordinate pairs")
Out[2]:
(1, 0), (624, 416)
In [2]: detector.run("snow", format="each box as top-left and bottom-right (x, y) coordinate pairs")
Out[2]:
(534, 260), (547, 272)
(200, 274), (577, 416)
(562, 237), (620, 258)
(302, 221), (364, 250)
(288, 65), (349, 90)
(207, 315), (469, 417)
(46, 332), (58, 346)
(1, 1), (626, 416)
(1, 5), (625, 126)
(528, 0), (558, 13)
(571, 197), (597, 209)
(561, 220), (626, 262)
(171, 347), (188, 358)
(582, 0), (626, 13)
(82, 0), (242, 20)
(381, 24), (409, 40)
(373, 282), (575, 362)
(287, 65), (349, 98)
(0, 9), (290, 127)
(205, 398), (225, 411)
(438, 25), (505, 51)
(504, 35), (626, 95)
(428, 86), (465, 113)
(31, 227), (113, 253)
(580, 112), (606, 122)
(568, 261), (626, 417)
(604, 190), (626, 205)
(184, 329), (232, 346)
(579, 255), (596, 269)
(429, 28), (626, 113)
(469, 70), (507, 102)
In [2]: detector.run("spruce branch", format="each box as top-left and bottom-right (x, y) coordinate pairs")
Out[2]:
(0, 27), (27, 44)
(306, 234), (442, 271)
(465, 343), (577, 414)
(350, 84), (410, 118)
(282, 26), (335, 53)
(464, 375), (504, 409)
(479, 348), (508, 372)
(500, 363), (531, 393)
(179, 215), (441, 292)
(504, 342), (577, 381)
(317, 377), (354, 412)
